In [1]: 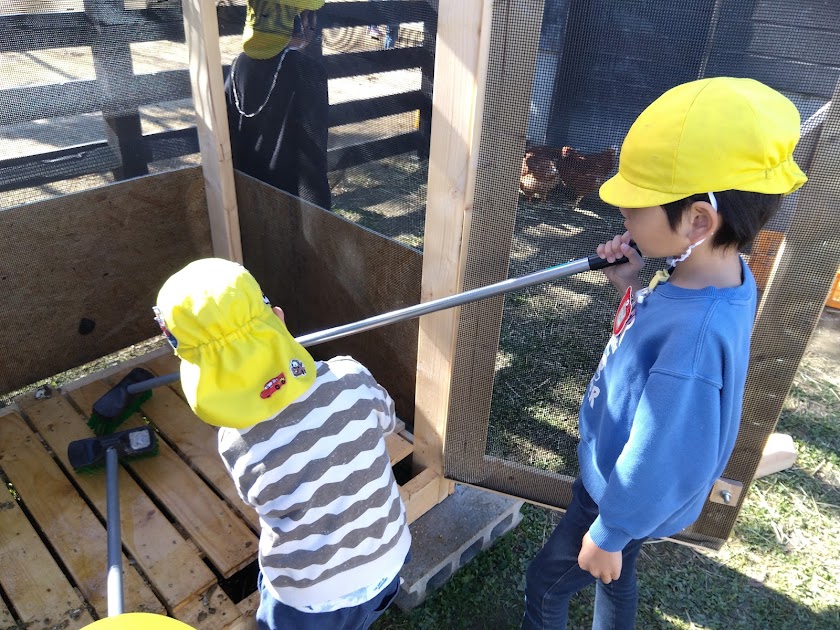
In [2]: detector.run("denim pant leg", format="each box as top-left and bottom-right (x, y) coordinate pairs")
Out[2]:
(255, 569), (401, 630)
(592, 537), (644, 630)
(522, 478), (645, 630)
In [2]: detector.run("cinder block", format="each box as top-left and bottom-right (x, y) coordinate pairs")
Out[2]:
(394, 484), (523, 611)
(459, 539), (484, 567)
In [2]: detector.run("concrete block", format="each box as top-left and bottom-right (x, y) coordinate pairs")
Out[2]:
(754, 432), (798, 479)
(394, 484), (523, 611)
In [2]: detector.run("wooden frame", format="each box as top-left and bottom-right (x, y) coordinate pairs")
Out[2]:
(412, 0), (493, 503)
(182, 0), (242, 263)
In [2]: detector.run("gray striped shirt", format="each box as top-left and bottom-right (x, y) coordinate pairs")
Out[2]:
(218, 356), (411, 609)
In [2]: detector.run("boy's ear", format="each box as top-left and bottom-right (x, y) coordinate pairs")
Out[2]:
(687, 200), (720, 241)
(272, 306), (285, 322)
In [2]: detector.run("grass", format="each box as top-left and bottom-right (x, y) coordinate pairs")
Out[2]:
(375, 352), (840, 629)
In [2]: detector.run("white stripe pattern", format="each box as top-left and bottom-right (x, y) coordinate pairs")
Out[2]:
(217, 356), (410, 610)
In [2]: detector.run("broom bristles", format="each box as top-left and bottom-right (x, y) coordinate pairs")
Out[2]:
(86, 390), (152, 436)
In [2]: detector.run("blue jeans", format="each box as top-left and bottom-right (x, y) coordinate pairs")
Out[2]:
(256, 570), (400, 630)
(522, 478), (646, 630)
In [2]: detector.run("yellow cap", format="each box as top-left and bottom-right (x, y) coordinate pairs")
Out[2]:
(156, 258), (316, 429)
(83, 613), (195, 629)
(243, 0), (325, 59)
(599, 77), (807, 208)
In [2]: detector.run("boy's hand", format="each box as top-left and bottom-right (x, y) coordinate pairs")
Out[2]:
(578, 532), (622, 584)
(596, 232), (643, 295)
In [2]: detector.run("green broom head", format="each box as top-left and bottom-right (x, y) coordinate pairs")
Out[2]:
(87, 368), (156, 436)
(68, 425), (159, 474)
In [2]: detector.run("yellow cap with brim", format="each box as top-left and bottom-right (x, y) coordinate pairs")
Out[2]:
(243, 0), (325, 59)
(156, 258), (316, 429)
(83, 613), (195, 629)
(599, 77), (808, 208)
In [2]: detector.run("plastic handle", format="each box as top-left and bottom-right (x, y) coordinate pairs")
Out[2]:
(586, 241), (641, 271)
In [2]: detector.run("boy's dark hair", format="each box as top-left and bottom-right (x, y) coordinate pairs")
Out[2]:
(662, 191), (782, 250)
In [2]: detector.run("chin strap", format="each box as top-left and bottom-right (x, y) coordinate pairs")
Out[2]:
(666, 237), (706, 267)
(637, 192), (718, 304)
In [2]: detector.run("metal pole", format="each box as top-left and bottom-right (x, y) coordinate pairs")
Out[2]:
(127, 249), (633, 394)
(296, 255), (595, 346)
(105, 446), (124, 616)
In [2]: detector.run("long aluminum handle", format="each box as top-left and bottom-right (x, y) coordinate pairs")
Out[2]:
(127, 247), (635, 395)
(105, 446), (124, 616)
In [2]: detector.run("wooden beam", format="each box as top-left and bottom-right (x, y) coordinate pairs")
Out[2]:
(723, 76), (840, 496)
(84, 0), (149, 180)
(182, 0), (242, 263)
(399, 467), (444, 524)
(412, 0), (492, 499)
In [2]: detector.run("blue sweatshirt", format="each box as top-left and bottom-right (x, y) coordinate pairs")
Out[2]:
(578, 257), (756, 552)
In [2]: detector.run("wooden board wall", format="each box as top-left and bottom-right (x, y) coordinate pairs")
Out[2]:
(234, 172), (423, 426)
(0, 167), (213, 395)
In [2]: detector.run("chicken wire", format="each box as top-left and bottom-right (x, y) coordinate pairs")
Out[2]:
(443, 0), (840, 548)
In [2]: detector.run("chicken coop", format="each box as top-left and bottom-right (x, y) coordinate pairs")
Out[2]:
(1, 0), (840, 628)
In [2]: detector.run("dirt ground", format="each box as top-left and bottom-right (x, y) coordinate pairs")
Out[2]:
(807, 306), (840, 364)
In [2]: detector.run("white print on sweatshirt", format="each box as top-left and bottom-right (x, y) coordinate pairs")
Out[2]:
(587, 314), (635, 408)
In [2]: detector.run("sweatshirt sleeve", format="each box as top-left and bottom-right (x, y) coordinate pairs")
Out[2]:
(587, 370), (723, 551)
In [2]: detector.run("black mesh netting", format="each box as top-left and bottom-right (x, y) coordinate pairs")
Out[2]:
(442, 0), (840, 548)
(1, 1), (432, 249)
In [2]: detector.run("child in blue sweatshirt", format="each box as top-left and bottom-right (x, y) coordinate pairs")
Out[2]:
(522, 77), (808, 630)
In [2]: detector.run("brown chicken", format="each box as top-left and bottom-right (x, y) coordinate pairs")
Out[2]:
(519, 145), (562, 202)
(557, 146), (617, 207)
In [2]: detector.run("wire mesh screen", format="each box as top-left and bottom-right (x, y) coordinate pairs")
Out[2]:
(219, 0), (433, 249)
(223, 1), (437, 425)
(444, 0), (840, 548)
(320, 1), (433, 249)
(0, 1), (203, 208)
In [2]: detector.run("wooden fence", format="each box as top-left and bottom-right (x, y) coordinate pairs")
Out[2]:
(0, 0), (435, 194)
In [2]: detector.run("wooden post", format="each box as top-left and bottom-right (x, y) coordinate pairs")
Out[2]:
(84, 0), (150, 180)
(418, 0), (438, 160)
(182, 0), (243, 263)
(729, 77), (840, 492)
(412, 0), (493, 500)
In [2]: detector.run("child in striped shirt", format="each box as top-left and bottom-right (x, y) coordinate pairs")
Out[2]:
(155, 258), (411, 630)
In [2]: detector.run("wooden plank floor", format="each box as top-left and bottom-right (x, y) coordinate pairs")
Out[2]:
(0, 351), (424, 629)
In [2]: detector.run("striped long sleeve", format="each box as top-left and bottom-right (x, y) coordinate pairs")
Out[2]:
(218, 356), (411, 609)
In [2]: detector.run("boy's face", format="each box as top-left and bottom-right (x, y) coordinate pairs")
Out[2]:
(619, 205), (689, 259)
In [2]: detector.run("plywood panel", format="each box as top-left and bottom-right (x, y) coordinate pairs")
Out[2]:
(235, 172), (423, 427)
(0, 167), (213, 395)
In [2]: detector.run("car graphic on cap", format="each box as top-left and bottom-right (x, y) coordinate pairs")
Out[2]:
(260, 373), (287, 399)
(290, 359), (306, 377)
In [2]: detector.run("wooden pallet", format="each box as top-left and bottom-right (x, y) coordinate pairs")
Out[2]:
(0, 352), (439, 629)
